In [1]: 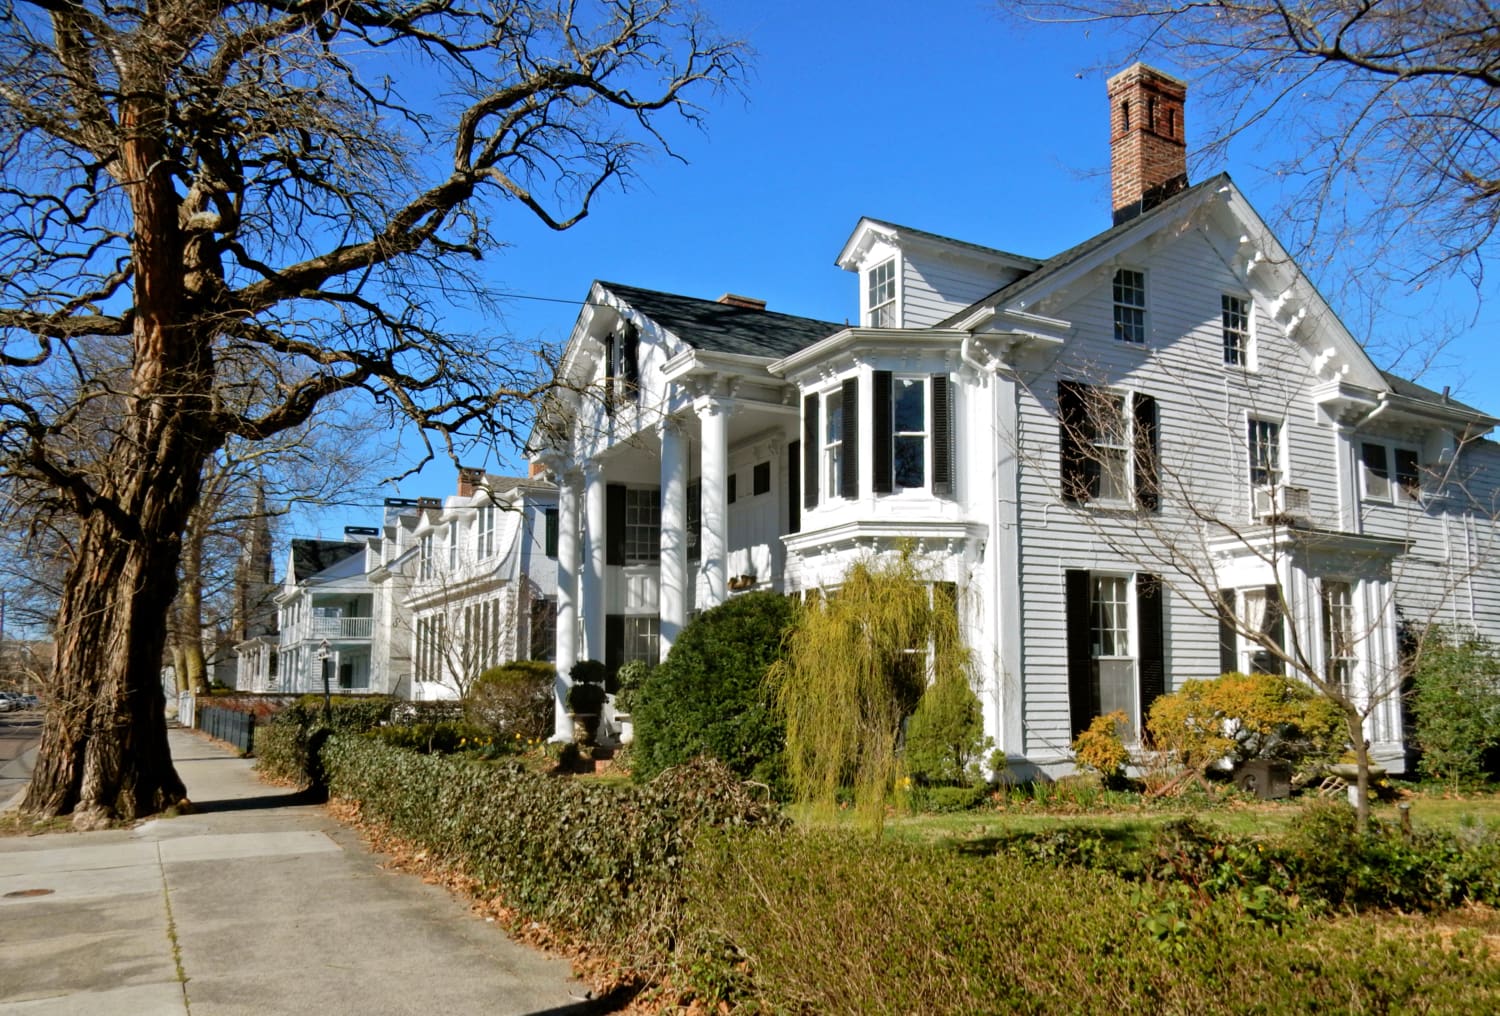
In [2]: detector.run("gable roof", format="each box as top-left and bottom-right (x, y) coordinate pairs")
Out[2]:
(935, 173), (1232, 329)
(600, 281), (842, 359)
(837, 217), (1043, 271)
(289, 539), (364, 582)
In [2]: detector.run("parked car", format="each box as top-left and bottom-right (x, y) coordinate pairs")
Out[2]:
(0, 693), (16, 713)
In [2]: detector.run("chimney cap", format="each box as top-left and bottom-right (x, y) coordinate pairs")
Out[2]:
(1106, 62), (1188, 93)
(717, 293), (767, 311)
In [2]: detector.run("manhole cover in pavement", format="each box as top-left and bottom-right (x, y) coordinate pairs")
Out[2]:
(5, 888), (54, 898)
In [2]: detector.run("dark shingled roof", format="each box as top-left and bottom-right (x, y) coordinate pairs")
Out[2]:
(935, 174), (1233, 329)
(290, 539), (364, 582)
(1379, 371), (1491, 419)
(600, 281), (843, 359)
(856, 218), (1041, 268)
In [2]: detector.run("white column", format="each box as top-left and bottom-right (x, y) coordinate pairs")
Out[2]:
(698, 397), (730, 608)
(659, 417), (688, 655)
(554, 469), (581, 738)
(582, 463), (607, 666)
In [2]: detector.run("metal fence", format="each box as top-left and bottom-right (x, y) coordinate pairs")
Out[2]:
(197, 705), (255, 755)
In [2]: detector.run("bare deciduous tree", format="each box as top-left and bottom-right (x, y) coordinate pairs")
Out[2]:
(0, 0), (743, 825)
(1016, 2), (1500, 298)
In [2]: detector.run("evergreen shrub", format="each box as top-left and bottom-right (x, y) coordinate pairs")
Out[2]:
(632, 591), (795, 793)
(319, 736), (784, 963)
(1410, 630), (1500, 787)
(467, 660), (556, 741)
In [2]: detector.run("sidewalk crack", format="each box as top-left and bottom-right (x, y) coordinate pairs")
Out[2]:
(158, 843), (192, 1014)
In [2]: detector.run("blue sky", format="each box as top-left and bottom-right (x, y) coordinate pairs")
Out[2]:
(298, 0), (1498, 536)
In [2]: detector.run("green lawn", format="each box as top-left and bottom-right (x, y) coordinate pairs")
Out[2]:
(803, 785), (1500, 848)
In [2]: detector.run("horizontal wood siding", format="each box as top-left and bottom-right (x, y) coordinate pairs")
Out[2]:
(901, 254), (1017, 328)
(1011, 228), (1340, 758)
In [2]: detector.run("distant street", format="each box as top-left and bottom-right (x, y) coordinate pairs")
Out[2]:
(0, 710), (41, 806)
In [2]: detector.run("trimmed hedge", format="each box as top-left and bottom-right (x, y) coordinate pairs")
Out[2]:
(319, 736), (785, 963)
(253, 696), (393, 785)
(683, 830), (1500, 1014)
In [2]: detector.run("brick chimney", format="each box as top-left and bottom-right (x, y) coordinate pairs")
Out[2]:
(1108, 64), (1188, 225)
(717, 293), (766, 311)
(457, 466), (483, 498)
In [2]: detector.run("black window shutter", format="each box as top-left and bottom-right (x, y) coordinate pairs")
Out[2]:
(872, 370), (893, 494)
(932, 374), (954, 496)
(1066, 569), (1095, 739)
(620, 322), (640, 389)
(787, 441), (801, 534)
(803, 394), (819, 508)
(1262, 585), (1285, 675)
(605, 614), (624, 685)
(1133, 393), (1160, 511)
(1136, 573), (1165, 721)
(840, 376), (859, 499)
(602, 333), (616, 416)
(1058, 381), (1099, 502)
(1216, 589), (1238, 675)
(606, 483), (626, 566)
(544, 508), (559, 559)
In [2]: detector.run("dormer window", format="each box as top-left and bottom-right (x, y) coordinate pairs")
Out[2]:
(867, 258), (897, 327)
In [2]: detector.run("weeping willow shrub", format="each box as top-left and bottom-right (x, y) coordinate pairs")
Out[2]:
(769, 552), (974, 837)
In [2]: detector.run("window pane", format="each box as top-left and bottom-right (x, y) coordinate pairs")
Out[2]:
(1394, 448), (1421, 499)
(1113, 269), (1146, 344)
(894, 436), (924, 487)
(1362, 442), (1391, 500)
(893, 378), (925, 432)
(1249, 420), (1281, 487)
(1222, 294), (1248, 366)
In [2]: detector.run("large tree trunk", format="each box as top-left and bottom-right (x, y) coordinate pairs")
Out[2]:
(21, 79), (221, 826)
(23, 494), (194, 826)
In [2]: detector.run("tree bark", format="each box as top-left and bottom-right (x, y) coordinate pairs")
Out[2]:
(23, 502), (192, 825)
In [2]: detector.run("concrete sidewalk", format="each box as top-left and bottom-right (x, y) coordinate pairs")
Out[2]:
(0, 728), (593, 1015)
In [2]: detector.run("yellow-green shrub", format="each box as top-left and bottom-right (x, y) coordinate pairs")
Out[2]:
(1147, 672), (1343, 775)
(1071, 711), (1130, 778)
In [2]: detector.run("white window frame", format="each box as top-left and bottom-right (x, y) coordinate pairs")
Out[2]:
(892, 374), (929, 491)
(447, 520), (459, 572)
(867, 258), (897, 328)
(1089, 573), (1139, 740)
(476, 504), (497, 559)
(1112, 267), (1147, 345)
(624, 487), (661, 563)
(1247, 416), (1285, 507)
(1221, 293), (1253, 368)
(823, 387), (845, 500)
(1321, 580), (1357, 697)
(1359, 441), (1423, 505)
(419, 532), (435, 581)
(623, 615), (660, 667)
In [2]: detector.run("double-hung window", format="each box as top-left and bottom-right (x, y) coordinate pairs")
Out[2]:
(1248, 418), (1283, 489)
(623, 616), (660, 667)
(1113, 268), (1146, 344)
(1067, 570), (1165, 742)
(823, 388), (845, 498)
(476, 504), (496, 559)
(419, 532), (435, 581)
(1321, 581), (1356, 695)
(448, 521), (459, 572)
(1058, 382), (1160, 510)
(1360, 442), (1422, 503)
(624, 488), (660, 563)
(892, 376), (927, 488)
(867, 258), (897, 327)
(1222, 294), (1251, 366)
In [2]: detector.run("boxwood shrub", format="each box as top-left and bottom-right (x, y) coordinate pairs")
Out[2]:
(632, 590), (795, 794)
